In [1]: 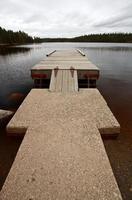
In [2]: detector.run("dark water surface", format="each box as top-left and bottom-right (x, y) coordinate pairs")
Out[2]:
(0, 43), (132, 199)
(0, 42), (132, 129)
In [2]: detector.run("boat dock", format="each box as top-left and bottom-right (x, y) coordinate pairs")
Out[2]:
(0, 50), (122, 200)
(31, 49), (99, 89)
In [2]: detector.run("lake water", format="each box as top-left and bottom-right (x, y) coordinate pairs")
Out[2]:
(0, 43), (132, 199)
(0, 42), (132, 130)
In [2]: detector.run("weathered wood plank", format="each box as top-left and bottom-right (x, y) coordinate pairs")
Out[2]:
(69, 70), (74, 92)
(55, 70), (62, 92)
(49, 70), (55, 92)
(62, 70), (68, 93)
(49, 69), (79, 93)
(74, 70), (78, 92)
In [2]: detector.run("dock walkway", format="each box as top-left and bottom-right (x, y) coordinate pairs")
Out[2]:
(49, 69), (78, 92)
(0, 50), (122, 200)
(31, 49), (99, 89)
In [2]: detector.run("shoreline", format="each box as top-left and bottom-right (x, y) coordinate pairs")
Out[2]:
(0, 41), (132, 48)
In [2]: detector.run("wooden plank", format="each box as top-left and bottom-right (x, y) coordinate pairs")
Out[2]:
(62, 70), (68, 93)
(55, 70), (62, 92)
(49, 69), (78, 93)
(74, 70), (79, 92)
(46, 57), (88, 61)
(49, 70), (55, 92)
(32, 62), (99, 70)
(69, 70), (74, 92)
(67, 70), (70, 92)
(66, 70), (69, 92)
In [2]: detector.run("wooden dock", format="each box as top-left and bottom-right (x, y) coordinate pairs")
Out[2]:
(49, 69), (78, 92)
(0, 50), (122, 200)
(31, 49), (99, 89)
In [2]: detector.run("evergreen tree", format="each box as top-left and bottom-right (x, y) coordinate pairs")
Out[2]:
(0, 27), (34, 44)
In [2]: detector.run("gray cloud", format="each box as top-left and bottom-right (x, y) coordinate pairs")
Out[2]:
(0, 0), (132, 37)
(93, 3), (132, 29)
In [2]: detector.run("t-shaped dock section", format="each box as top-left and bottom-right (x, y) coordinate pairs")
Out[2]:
(0, 50), (122, 200)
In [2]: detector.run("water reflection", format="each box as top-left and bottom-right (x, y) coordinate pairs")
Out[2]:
(83, 46), (132, 51)
(0, 43), (132, 199)
(0, 46), (31, 56)
(0, 42), (132, 129)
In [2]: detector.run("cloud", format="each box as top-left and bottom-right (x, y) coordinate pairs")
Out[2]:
(0, 0), (132, 37)
(93, 2), (132, 29)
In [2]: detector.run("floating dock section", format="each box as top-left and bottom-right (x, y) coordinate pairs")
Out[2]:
(31, 49), (99, 89)
(0, 50), (122, 200)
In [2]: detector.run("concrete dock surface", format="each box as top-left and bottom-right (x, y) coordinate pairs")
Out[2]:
(0, 89), (122, 199)
(0, 50), (122, 199)
(1, 120), (122, 200)
(6, 89), (120, 137)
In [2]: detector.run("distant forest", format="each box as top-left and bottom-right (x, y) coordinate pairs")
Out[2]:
(41, 33), (132, 43)
(0, 27), (40, 44)
(0, 26), (132, 44)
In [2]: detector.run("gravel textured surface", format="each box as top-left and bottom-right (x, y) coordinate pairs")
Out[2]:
(0, 89), (122, 199)
(6, 89), (120, 137)
(0, 120), (122, 200)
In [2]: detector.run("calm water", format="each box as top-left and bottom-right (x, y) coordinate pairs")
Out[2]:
(0, 42), (132, 130)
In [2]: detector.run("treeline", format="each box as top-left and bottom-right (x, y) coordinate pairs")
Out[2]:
(72, 33), (132, 43)
(41, 33), (132, 43)
(0, 27), (42, 44)
(1, 26), (132, 44)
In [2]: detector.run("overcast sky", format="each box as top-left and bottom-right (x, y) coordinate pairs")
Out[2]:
(0, 0), (132, 37)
